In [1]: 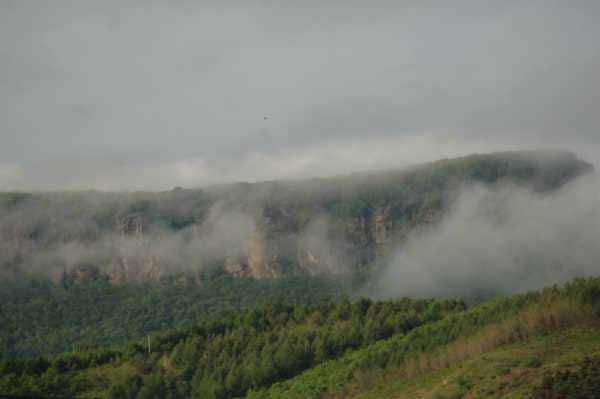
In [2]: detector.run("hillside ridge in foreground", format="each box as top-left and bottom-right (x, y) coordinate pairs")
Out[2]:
(2, 277), (600, 398)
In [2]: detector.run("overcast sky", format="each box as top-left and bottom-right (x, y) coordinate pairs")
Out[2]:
(1, 0), (599, 191)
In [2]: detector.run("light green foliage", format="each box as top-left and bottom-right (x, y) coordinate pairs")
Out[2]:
(246, 278), (600, 399)
(2, 278), (600, 398)
(0, 291), (466, 398)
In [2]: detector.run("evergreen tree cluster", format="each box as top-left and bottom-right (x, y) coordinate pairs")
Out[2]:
(0, 294), (466, 398)
(0, 273), (359, 358)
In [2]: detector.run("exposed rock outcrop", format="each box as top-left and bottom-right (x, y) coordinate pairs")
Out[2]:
(0, 151), (591, 284)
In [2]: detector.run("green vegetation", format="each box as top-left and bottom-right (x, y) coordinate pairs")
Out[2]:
(531, 353), (600, 399)
(349, 328), (600, 399)
(2, 277), (600, 398)
(0, 272), (361, 358)
(246, 278), (600, 399)
(0, 292), (466, 398)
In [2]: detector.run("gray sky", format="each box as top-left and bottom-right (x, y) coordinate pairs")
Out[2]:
(2, 0), (599, 191)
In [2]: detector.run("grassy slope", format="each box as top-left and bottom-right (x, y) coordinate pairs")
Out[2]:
(245, 279), (600, 399)
(245, 327), (600, 399)
(350, 327), (600, 399)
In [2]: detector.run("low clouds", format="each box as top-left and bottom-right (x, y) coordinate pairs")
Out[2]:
(374, 175), (600, 299)
(1, 1), (599, 190)
(0, 195), (257, 281)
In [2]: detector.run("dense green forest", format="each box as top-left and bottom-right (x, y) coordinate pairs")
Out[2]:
(0, 272), (363, 358)
(2, 277), (600, 398)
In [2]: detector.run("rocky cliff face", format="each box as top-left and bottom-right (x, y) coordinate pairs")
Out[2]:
(223, 227), (284, 279)
(0, 151), (592, 284)
(207, 151), (593, 279)
(223, 204), (421, 279)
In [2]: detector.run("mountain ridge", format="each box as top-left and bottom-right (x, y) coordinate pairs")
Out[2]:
(0, 150), (592, 283)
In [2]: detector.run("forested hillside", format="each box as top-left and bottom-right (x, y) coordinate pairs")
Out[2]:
(0, 150), (594, 360)
(2, 278), (600, 398)
(0, 273), (361, 358)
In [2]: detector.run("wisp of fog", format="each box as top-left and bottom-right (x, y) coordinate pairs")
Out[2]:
(373, 174), (600, 299)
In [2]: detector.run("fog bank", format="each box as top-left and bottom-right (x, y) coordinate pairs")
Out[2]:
(374, 175), (600, 299)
